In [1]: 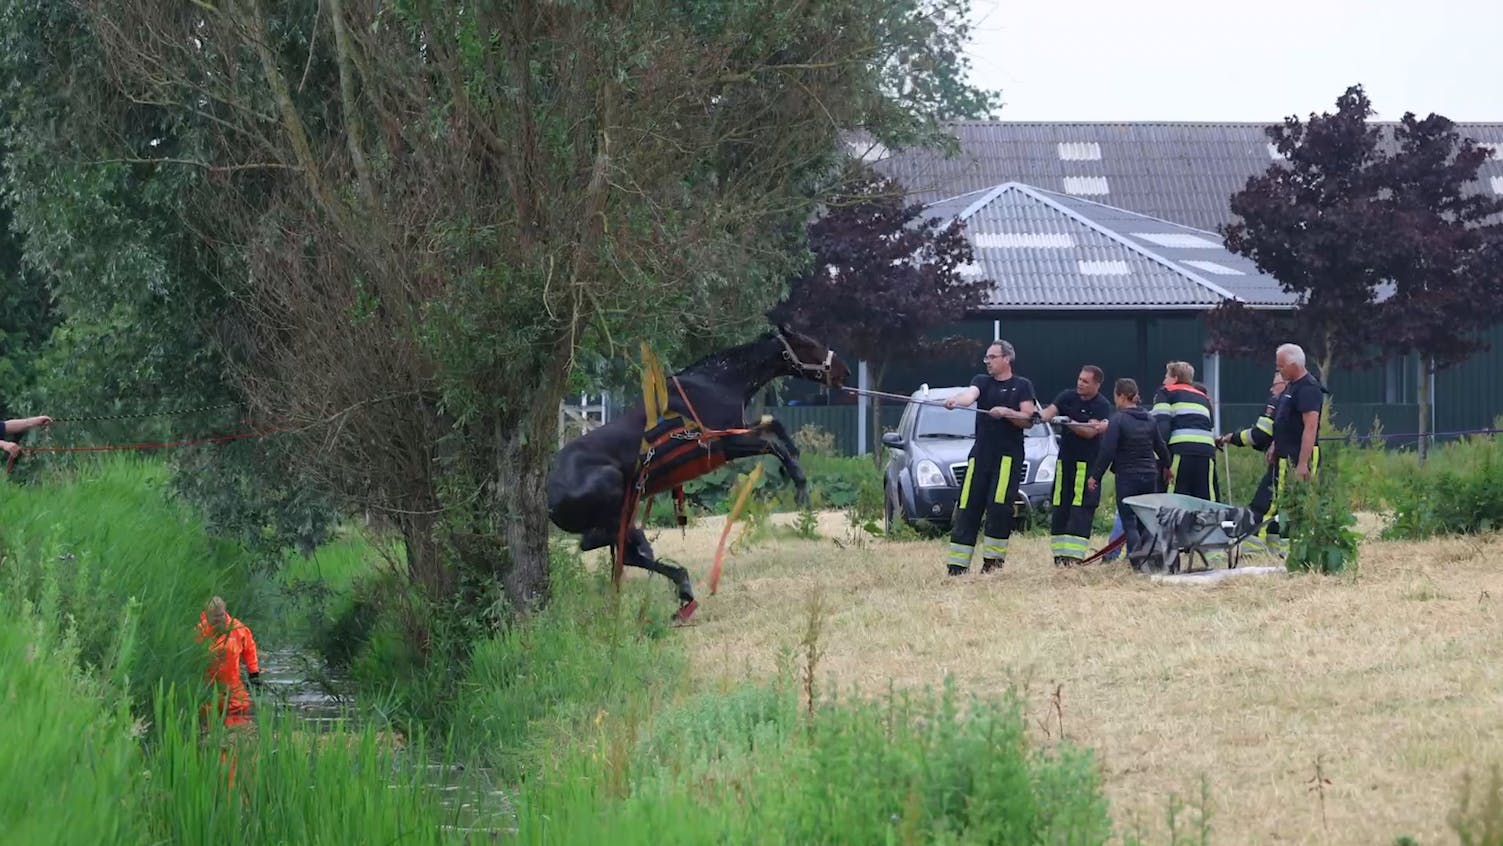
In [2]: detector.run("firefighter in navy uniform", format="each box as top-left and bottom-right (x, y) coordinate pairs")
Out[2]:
(942, 339), (1038, 576)
(1269, 342), (1326, 544)
(1217, 370), (1287, 552)
(1151, 361), (1218, 501)
(1038, 365), (1113, 566)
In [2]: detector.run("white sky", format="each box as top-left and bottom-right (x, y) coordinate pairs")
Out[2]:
(963, 0), (1501, 122)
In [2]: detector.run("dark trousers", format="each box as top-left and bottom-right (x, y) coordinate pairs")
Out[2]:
(947, 451), (1024, 569)
(1168, 452), (1219, 501)
(1050, 457), (1100, 561)
(1250, 464), (1276, 519)
(1114, 472), (1159, 565)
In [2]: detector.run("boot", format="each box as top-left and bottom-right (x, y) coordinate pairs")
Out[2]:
(1056, 556), (1082, 568)
(981, 558), (1004, 574)
(947, 564), (969, 577)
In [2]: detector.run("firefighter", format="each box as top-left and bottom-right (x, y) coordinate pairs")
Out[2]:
(941, 339), (1038, 576)
(0, 412), (52, 460)
(1217, 370), (1287, 551)
(1269, 343), (1326, 540)
(1151, 361), (1217, 501)
(1038, 365), (1112, 566)
(198, 596), (262, 729)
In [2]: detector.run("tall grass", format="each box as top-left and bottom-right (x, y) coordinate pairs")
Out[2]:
(144, 687), (478, 846)
(0, 455), (251, 707)
(451, 549), (686, 782)
(0, 602), (146, 846)
(510, 675), (1114, 845)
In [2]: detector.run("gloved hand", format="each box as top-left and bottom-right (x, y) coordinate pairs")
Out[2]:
(248, 671), (264, 688)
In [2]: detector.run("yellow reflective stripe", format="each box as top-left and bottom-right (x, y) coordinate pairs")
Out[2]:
(993, 455), (1013, 504)
(1151, 403), (1173, 415)
(948, 543), (973, 566)
(1051, 464), (1064, 506)
(958, 458), (975, 508)
(1052, 536), (1089, 556)
(1072, 461), (1086, 506)
(981, 536), (1009, 557)
(1255, 417), (1274, 435)
(1168, 402), (1211, 414)
(1169, 432), (1216, 446)
(1169, 454), (1181, 492)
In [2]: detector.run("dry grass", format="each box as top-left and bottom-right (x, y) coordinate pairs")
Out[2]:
(603, 510), (1503, 845)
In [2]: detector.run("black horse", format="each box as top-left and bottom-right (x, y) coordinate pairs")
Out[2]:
(547, 326), (850, 619)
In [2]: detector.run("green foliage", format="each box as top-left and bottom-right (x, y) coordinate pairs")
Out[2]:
(0, 455), (253, 707)
(511, 676), (1114, 844)
(0, 601), (147, 846)
(144, 689), (470, 846)
(1383, 431), (1503, 540)
(1277, 454), (1359, 575)
(450, 551), (685, 783)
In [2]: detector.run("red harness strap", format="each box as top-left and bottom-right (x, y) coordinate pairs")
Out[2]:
(612, 376), (763, 589)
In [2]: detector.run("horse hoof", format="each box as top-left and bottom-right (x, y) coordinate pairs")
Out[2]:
(673, 600), (698, 624)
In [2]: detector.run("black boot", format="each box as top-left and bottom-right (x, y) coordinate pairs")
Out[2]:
(947, 564), (969, 577)
(981, 558), (1004, 574)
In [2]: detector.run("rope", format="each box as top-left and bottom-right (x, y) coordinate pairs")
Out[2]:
(46, 403), (244, 424)
(6, 419), (300, 475)
(1317, 426), (1503, 444)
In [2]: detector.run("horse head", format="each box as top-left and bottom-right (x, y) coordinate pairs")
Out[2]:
(773, 324), (850, 388)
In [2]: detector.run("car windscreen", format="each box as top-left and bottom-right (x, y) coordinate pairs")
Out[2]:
(914, 405), (974, 438)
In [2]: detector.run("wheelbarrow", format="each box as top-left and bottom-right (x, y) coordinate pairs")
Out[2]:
(1119, 493), (1265, 575)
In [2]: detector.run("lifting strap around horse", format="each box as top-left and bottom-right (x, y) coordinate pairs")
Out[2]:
(613, 344), (767, 589)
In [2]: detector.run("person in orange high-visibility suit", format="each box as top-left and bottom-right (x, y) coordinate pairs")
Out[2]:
(198, 596), (261, 729)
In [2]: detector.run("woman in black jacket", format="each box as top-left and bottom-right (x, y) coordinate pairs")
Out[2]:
(1087, 378), (1171, 566)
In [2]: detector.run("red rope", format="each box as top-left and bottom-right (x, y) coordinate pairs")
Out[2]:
(5, 419), (300, 475)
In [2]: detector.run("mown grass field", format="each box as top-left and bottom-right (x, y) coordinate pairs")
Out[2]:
(616, 510), (1503, 845)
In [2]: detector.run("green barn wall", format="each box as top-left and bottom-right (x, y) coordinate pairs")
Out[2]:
(769, 314), (1502, 456)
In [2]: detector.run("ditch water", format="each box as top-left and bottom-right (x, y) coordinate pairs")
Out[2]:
(254, 648), (517, 840)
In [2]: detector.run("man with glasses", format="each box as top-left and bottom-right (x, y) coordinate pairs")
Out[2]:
(941, 340), (1038, 576)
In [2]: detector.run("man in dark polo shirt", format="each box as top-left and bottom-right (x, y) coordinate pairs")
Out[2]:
(941, 339), (1037, 576)
(1273, 343), (1324, 482)
(1270, 343), (1326, 545)
(1038, 365), (1112, 566)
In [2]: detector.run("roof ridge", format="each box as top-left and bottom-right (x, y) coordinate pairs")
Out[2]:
(989, 183), (1243, 302)
(1029, 187), (1230, 238)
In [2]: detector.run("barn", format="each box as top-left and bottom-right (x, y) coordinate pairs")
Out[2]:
(774, 121), (1503, 455)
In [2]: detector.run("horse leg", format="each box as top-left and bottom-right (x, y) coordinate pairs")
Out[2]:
(618, 525), (699, 622)
(722, 428), (809, 506)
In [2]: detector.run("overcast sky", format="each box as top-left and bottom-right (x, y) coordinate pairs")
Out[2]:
(963, 0), (1500, 123)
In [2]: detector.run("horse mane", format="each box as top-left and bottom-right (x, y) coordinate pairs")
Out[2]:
(675, 331), (777, 377)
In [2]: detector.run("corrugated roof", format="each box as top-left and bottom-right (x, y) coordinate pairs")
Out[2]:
(869, 121), (1503, 231)
(933, 182), (1297, 311)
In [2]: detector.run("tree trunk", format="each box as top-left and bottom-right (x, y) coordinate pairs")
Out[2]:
(494, 357), (570, 613)
(399, 510), (449, 599)
(1417, 355), (1432, 464)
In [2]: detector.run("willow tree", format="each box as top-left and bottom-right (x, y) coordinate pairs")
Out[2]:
(10, 0), (996, 610)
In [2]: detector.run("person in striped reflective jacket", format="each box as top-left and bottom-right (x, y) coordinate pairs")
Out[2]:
(1218, 370), (1286, 519)
(1150, 361), (1218, 501)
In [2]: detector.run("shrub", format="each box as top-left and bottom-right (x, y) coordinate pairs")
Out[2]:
(1383, 432), (1503, 540)
(1277, 450), (1359, 574)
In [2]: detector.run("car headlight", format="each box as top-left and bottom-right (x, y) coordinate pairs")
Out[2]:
(914, 459), (946, 488)
(1034, 456), (1056, 483)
